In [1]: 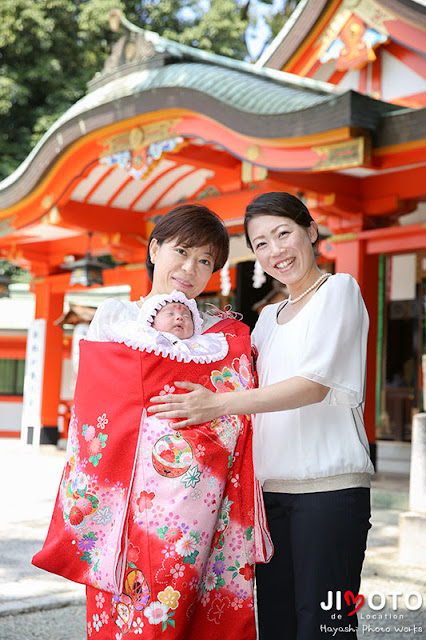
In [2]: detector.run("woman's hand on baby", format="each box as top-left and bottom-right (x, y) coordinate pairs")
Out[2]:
(148, 381), (223, 428)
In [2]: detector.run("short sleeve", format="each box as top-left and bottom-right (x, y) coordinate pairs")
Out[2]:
(251, 313), (261, 351)
(86, 299), (136, 342)
(251, 304), (275, 353)
(297, 274), (369, 407)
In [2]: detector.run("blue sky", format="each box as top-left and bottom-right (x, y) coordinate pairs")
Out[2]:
(180, 0), (287, 61)
(246, 0), (286, 59)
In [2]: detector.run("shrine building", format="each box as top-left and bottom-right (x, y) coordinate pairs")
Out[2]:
(0, 0), (425, 470)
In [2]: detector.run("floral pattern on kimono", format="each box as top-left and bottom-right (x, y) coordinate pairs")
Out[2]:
(33, 319), (272, 640)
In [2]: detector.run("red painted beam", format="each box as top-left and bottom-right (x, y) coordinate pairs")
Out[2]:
(320, 222), (426, 258)
(59, 201), (149, 235)
(361, 165), (426, 202)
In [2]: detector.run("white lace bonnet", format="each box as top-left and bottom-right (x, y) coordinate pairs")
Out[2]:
(136, 290), (203, 335)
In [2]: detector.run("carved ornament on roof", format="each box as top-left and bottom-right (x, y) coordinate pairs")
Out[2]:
(99, 120), (183, 156)
(312, 137), (369, 171)
(321, 14), (388, 70)
(319, 0), (395, 45)
(101, 32), (158, 77)
(88, 10), (165, 90)
(100, 136), (186, 181)
(318, 0), (392, 71)
(98, 120), (186, 181)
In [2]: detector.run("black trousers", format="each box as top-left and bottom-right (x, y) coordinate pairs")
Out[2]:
(256, 488), (371, 640)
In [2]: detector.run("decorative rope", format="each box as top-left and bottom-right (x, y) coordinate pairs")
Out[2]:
(205, 303), (243, 321)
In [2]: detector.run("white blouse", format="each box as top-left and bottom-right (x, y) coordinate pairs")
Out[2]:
(251, 273), (374, 492)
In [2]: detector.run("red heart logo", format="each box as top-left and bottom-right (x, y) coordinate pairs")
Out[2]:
(344, 590), (364, 616)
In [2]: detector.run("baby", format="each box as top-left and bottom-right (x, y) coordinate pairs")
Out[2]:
(151, 301), (194, 340)
(104, 290), (228, 364)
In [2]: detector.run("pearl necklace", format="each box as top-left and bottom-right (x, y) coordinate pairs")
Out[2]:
(288, 273), (330, 305)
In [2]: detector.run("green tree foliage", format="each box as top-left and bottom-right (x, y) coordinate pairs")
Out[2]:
(0, 0), (301, 181)
(0, 0), (125, 180)
(175, 0), (249, 60)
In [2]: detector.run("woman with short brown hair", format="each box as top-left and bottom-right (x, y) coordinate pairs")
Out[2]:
(33, 202), (271, 640)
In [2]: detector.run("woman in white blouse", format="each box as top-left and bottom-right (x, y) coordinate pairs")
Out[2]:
(150, 192), (374, 640)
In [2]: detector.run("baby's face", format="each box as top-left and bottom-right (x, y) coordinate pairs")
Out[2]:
(152, 303), (194, 339)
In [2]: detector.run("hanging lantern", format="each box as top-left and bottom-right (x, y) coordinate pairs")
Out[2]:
(0, 273), (11, 298)
(60, 233), (107, 287)
(252, 259), (266, 289)
(68, 257), (105, 287)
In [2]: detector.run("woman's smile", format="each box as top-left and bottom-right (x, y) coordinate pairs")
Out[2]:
(172, 275), (193, 289)
(274, 257), (295, 271)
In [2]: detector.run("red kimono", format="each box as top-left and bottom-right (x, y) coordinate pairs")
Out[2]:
(33, 318), (272, 639)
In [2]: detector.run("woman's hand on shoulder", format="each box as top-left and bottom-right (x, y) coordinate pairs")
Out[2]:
(148, 382), (225, 428)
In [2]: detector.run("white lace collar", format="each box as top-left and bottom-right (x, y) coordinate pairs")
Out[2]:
(105, 291), (228, 363)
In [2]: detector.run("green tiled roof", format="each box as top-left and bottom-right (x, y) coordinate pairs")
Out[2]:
(105, 13), (339, 97)
(0, 58), (336, 194)
(69, 62), (333, 121)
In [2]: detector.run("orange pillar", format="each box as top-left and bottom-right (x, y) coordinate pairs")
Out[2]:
(127, 267), (151, 300)
(33, 279), (64, 444)
(334, 241), (379, 468)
